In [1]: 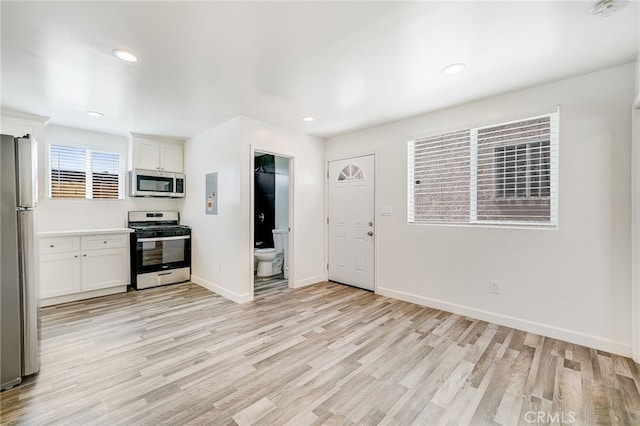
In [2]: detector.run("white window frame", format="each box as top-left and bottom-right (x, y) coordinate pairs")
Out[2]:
(48, 144), (125, 200)
(407, 110), (559, 228)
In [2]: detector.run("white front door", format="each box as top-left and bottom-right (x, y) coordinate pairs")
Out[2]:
(328, 155), (375, 291)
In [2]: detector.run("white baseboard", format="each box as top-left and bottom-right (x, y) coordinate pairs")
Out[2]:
(191, 275), (253, 304)
(293, 274), (326, 289)
(376, 286), (632, 357)
(41, 286), (127, 307)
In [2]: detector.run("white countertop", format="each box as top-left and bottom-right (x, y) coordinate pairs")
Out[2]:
(39, 228), (133, 237)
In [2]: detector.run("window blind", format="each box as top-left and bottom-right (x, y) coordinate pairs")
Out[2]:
(49, 144), (124, 200)
(50, 145), (87, 198)
(91, 151), (122, 199)
(407, 129), (471, 224)
(407, 111), (559, 227)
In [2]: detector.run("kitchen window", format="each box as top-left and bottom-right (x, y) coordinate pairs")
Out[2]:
(407, 111), (558, 227)
(48, 144), (124, 200)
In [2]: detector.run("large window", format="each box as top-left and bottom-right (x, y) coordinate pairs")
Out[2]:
(49, 144), (124, 200)
(407, 111), (558, 227)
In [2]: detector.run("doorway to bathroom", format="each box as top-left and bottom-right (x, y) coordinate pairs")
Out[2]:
(252, 150), (292, 293)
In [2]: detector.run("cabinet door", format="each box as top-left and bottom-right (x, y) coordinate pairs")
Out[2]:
(135, 139), (161, 171)
(40, 252), (82, 298)
(161, 143), (183, 173)
(81, 248), (129, 291)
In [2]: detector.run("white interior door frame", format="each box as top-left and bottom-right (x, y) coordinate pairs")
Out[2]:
(250, 146), (295, 291)
(632, 93), (640, 363)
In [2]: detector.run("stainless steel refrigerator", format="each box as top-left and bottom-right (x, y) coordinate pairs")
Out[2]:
(1, 134), (40, 391)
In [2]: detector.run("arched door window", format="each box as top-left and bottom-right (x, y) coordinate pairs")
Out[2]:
(337, 164), (365, 181)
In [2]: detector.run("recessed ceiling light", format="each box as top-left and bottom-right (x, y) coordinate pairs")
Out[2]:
(303, 116), (314, 122)
(441, 63), (467, 75)
(113, 48), (139, 63)
(87, 111), (104, 118)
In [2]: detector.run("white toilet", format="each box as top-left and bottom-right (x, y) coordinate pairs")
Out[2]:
(254, 248), (280, 277)
(254, 229), (289, 278)
(272, 229), (289, 279)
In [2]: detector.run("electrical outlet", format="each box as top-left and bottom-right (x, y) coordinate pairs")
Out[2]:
(489, 280), (500, 294)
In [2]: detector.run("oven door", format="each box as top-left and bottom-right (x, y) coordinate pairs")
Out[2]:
(135, 235), (191, 274)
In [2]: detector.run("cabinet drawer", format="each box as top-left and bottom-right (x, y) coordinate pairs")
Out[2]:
(40, 237), (80, 254)
(81, 234), (127, 250)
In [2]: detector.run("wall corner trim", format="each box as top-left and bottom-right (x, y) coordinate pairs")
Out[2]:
(376, 286), (632, 357)
(191, 275), (254, 304)
(632, 95), (640, 362)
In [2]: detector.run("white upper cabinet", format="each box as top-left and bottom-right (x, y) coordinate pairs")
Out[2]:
(130, 133), (184, 173)
(161, 142), (184, 173)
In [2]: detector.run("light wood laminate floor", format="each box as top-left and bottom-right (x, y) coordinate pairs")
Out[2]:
(1, 281), (639, 425)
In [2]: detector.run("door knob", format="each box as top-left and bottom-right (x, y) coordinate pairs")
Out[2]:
(368, 222), (373, 226)
(367, 231), (374, 236)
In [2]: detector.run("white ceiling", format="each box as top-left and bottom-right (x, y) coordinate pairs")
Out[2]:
(1, 1), (638, 139)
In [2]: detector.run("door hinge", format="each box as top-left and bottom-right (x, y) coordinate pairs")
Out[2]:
(327, 217), (329, 225)
(327, 171), (329, 179)
(327, 263), (329, 270)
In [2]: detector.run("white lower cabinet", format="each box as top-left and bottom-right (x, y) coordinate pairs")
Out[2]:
(39, 231), (131, 306)
(81, 248), (129, 291)
(40, 251), (82, 298)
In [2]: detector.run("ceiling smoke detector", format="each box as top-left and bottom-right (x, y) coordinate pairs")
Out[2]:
(591, 0), (627, 17)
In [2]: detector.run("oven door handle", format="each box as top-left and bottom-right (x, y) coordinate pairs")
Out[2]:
(137, 235), (191, 242)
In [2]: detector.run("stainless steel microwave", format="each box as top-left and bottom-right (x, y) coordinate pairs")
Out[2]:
(130, 169), (185, 198)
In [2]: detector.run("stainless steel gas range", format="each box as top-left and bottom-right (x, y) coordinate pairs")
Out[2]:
(128, 211), (191, 289)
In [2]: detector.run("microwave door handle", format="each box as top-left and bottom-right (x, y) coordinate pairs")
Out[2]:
(137, 235), (191, 242)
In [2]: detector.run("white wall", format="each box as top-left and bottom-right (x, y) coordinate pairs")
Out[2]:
(274, 155), (290, 231)
(326, 63), (635, 356)
(182, 115), (325, 303)
(241, 116), (326, 290)
(636, 56), (640, 98)
(39, 125), (180, 231)
(181, 117), (250, 302)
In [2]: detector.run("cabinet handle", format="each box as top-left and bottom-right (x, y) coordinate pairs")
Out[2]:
(74, 255), (78, 258)
(83, 254), (87, 257)
(103, 241), (107, 244)
(50, 245), (54, 248)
